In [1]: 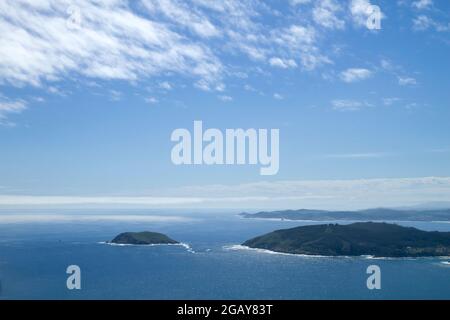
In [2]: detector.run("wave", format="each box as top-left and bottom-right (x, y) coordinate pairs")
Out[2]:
(222, 244), (330, 258)
(98, 241), (195, 253)
(223, 245), (450, 260)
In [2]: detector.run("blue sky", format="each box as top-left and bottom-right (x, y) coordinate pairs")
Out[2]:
(0, 0), (450, 209)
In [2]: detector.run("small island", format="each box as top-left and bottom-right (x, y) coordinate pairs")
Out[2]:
(110, 231), (179, 245)
(243, 222), (450, 257)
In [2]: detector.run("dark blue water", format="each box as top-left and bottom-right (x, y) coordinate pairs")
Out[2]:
(0, 210), (449, 299)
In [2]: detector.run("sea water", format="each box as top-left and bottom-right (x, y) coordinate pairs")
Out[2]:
(0, 209), (449, 300)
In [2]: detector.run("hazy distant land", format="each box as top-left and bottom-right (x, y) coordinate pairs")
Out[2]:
(240, 208), (450, 222)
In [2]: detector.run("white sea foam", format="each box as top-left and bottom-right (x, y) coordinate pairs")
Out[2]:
(99, 241), (195, 253)
(222, 244), (329, 258)
(223, 245), (450, 260)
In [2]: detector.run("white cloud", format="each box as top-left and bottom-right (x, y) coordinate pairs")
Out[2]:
(413, 15), (450, 32)
(350, 0), (383, 28)
(271, 24), (331, 70)
(290, 0), (311, 5)
(332, 99), (371, 111)
(413, 15), (433, 30)
(0, 0), (223, 88)
(109, 90), (122, 101)
(324, 152), (388, 159)
(340, 68), (372, 82)
(383, 97), (401, 106)
(141, 0), (220, 38)
(145, 96), (158, 104)
(168, 176), (450, 210)
(194, 79), (212, 91)
(3, 177), (449, 210)
(218, 95), (233, 102)
(412, 0), (433, 10)
(269, 57), (297, 69)
(398, 76), (417, 86)
(0, 0), (338, 100)
(215, 83), (226, 92)
(159, 81), (172, 90)
(312, 0), (345, 30)
(273, 93), (284, 100)
(380, 59), (394, 71)
(0, 97), (27, 126)
(0, 195), (205, 206)
(0, 214), (194, 224)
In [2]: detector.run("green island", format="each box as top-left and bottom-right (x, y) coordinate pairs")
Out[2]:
(110, 231), (179, 245)
(242, 222), (450, 257)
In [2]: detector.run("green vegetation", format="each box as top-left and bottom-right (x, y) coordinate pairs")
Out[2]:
(110, 231), (179, 245)
(243, 222), (450, 257)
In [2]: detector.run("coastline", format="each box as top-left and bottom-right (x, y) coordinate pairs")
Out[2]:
(98, 241), (195, 253)
(223, 244), (450, 261)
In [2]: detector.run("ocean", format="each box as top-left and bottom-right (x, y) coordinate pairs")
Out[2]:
(0, 209), (449, 300)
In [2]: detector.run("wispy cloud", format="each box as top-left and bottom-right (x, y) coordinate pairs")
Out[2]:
(324, 152), (388, 159)
(269, 57), (297, 69)
(383, 97), (401, 106)
(159, 81), (172, 90)
(145, 96), (159, 104)
(0, 214), (195, 224)
(398, 76), (417, 86)
(331, 99), (371, 111)
(2, 177), (449, 210)
(218, 95), (233, 102)
(0, 0), (223, 87)
(340, 68), (372, 83)
(413, 15), (450, 32)
(312, 0), (345, 30)
(0, 196), (205, 206)
(273, 93), (284, 100)
(0, 97), (27, 126)
(0, 0), (340, 93)
(412, 0), (433, 10)
(349, 0), (383, 28)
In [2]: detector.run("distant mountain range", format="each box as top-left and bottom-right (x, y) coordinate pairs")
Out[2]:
(240, 208), (450, 222)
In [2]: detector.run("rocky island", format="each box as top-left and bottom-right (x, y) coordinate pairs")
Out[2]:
(243, 222), (450, 257)
(110, 231), (179, 245)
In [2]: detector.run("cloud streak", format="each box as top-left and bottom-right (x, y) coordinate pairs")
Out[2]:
(0, 0), (372, 94)
(1, 177), (450, 211)
(0, 96), (27, 126)
(340, 68), (372, 83)
(0, 0), (223, 87)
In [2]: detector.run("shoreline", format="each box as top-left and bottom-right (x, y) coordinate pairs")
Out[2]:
(98, 241), (195, 253)
(224, 244), (450, 260)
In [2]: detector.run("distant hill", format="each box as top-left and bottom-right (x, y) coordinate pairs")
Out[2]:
(240, 208), (450, 221)
(243, 222), (450, 257)
(110, 231), (178, 245)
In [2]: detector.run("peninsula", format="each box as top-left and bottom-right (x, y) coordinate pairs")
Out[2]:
(243, 222), (450, 257)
